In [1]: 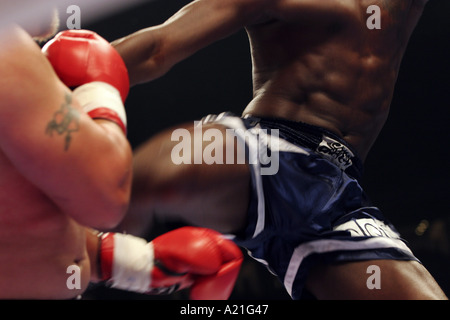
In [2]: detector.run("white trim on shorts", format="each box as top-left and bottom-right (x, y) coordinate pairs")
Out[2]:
(213, 115), (267, 238)
(216, 114), (310, 239)
(283, 237), (415, 297)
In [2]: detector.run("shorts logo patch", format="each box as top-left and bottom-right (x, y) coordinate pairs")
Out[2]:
(317, 136), (354, 170)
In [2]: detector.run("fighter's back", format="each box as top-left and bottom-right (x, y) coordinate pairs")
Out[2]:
(244, 0), (428, 160)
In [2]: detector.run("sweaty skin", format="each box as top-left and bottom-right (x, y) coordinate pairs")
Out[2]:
(116, 0), (427, 161)
(242, 0), (425, 161)
(114, 0), (429, 234)
(0, 26), (132, 299)
(113, 0), (448, 299)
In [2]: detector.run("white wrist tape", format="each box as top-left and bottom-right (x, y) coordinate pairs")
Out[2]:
(110, 233), (154, 293)
(72, 81), (127, 133)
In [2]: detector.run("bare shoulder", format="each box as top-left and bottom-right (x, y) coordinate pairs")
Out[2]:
(0, 27), (29, 81)
(0, 26), (38, 66)
(0, 26), (56, 105)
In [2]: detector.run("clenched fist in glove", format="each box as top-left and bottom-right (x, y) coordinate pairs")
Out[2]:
(42, 30), (129, 134)
(99, 227), (243, 300)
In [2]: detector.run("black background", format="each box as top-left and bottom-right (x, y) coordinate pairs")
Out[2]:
(65, 0), (449, 299)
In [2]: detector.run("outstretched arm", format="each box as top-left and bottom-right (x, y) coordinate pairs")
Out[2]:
(112, 0), (273, 86)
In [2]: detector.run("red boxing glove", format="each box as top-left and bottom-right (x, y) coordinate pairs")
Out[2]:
(42, 30), (129, 134)
(99, 227), (243, 300)
(42, 29), (129, 101)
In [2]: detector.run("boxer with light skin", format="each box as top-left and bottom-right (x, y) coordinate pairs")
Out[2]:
(0, 11), (242, 299)
(23, 8), (60, 43)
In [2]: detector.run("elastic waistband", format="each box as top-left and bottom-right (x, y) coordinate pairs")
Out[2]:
(243, 115), (364, 180)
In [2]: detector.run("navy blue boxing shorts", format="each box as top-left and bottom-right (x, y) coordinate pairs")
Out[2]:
(201, 113), (419, 300)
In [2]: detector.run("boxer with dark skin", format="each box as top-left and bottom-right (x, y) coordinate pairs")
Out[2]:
(113, 0), (448, 299)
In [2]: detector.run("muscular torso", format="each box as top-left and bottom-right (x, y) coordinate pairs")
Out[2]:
(243, 0), (426, 160)
(0, 152), (90, 298)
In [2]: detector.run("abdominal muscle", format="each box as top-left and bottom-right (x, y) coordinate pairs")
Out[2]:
(242, 85), (392, 162)
(242, 1), (424, 162)
(242, 49), (395, 162)
(0, 153), (91, 299)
